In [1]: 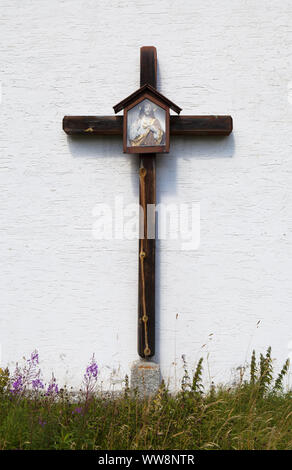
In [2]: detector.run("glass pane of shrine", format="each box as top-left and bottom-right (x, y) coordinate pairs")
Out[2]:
(127, 99), (166, 147)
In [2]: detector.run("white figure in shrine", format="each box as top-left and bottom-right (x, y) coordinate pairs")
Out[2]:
(129, 100), (164, 147)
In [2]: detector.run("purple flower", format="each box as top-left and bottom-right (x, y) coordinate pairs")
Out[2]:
(38, 419), (47, 427)
(82, 355), (99, 397)
(32, 379), (44, 390)
(46, 383), (59, 395)
(11, 375), (23, 394)
(10, 350), (43, 396)
(30, 351), (39, 365)
(9, 350), (61, 398)
(46, 375), (59, 396)
(72, 407), (83, 415)
(85, 362), (98, 379)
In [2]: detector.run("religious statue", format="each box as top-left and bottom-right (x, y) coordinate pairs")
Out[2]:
(128, 100), (165, 147)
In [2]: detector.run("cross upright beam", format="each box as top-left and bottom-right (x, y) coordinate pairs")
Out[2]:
(138, 47), (157, 358)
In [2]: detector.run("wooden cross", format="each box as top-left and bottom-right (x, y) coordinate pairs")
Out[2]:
(63, 46), (233, 359)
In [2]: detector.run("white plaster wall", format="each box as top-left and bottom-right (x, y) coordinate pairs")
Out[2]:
(1, 0), (292, 390)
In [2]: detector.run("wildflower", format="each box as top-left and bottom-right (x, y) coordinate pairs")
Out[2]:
(10, 350), (43, 396)
(30, 351), (39, 365)
(38, 419), (47, 427)
(32, 379), (44, 390)
(46, 382), (59, 396)
(72, 407), (83, 415)
(11, 375), (23, 394)
(85, 362), (98, 379)
(46, 375), (59, 396)
(82, 355), (99, 398)
(9, 350), (60, 398)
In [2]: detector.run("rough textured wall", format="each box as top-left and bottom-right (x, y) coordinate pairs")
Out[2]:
(1, 0), (292, 390)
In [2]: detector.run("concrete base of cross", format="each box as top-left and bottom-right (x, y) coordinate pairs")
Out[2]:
(130, 359), (160, 397)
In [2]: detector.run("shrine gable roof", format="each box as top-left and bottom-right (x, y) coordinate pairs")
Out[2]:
(113, 84), (182, 115)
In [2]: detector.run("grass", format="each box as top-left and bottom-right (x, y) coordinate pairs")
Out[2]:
(0, 348), (291, 450)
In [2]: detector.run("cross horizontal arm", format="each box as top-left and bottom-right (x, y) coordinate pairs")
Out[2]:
(63, 115), (233, 136)
(63, 116), (123, 135)
(170, 115), (232, 135)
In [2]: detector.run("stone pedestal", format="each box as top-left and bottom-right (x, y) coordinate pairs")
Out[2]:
(130, 360), (160, 397)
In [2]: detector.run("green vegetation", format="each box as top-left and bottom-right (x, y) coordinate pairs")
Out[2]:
(0, 348), (291, 450)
